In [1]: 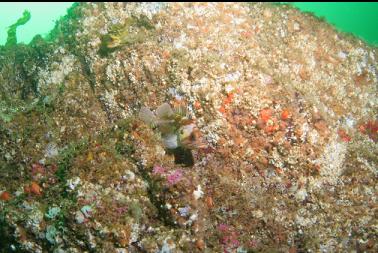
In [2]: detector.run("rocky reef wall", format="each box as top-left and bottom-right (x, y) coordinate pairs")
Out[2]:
(0, 3), (377, 253)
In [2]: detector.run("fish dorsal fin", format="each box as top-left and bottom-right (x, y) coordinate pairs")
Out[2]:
(156, 103), (174, 119)
(173, 104), (187, 118)
(139, 106), (157, 125)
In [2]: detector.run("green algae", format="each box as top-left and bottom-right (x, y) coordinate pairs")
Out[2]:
(56, 138), (89, 184)
(5, 10), (31, 47)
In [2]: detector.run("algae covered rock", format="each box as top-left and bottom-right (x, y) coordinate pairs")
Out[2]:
(0, 3), (377, 253)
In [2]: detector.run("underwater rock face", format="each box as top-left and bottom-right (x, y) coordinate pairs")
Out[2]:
(0, 2), (377, 253)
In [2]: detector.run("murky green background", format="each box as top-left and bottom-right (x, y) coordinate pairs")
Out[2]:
(0, 2), (377, 46)
(0, 2), (74, 45)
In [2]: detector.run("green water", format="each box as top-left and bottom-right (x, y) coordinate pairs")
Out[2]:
(289, 2), (378, 46)
(0, 2), (377, 46)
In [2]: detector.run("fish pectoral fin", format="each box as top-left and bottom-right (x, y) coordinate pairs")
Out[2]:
(158, 124), (176, 135)
(156, 103), (174, 119)
(139, 106), (157, 125)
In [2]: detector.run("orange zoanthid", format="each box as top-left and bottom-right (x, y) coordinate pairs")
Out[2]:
(30, 182), (42, 196)
(0, 191), (11, 201)
(260, 108), (272, 123)
(194, 101), (201, 110)
(337, 128), (352, 142)
(281, 109), (290, 120)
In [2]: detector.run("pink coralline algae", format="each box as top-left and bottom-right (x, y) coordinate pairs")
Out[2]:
(152, 165), (184, 185)
(31, 163), (46, 175)
(116, 206), (128, 215)
(217, 224), (241, 252)
(167, 169), (183, 185)
(218, 224), (229, 232)
(152, 165), (166, 175)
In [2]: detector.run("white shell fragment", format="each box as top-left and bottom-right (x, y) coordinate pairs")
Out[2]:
(193, 185), (204, 200)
